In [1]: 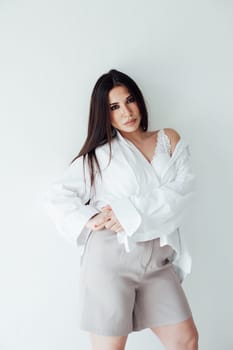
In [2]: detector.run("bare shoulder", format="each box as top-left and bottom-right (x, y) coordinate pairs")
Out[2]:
(163, 128), (181, 155)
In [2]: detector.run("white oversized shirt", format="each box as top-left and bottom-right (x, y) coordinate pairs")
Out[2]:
(43, 128), (197, 283)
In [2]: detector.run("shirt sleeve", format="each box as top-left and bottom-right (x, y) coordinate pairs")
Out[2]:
(107, 145), (197, 237)
(43, 156), (100, 245)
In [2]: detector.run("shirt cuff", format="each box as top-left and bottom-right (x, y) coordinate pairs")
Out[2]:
(60, 205), (100, 245)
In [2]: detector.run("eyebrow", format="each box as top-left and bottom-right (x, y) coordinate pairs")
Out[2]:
(109, 94), (132, 106)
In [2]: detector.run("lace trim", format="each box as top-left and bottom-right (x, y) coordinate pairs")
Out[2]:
(154, 129), (172, 157)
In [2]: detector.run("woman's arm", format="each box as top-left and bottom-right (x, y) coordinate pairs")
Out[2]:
(43, 156), (101, 244)
(105, 141), (196, 238)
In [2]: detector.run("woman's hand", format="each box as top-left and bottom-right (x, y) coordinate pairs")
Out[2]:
(85, 205), (124, 233)
(85, 211), (112, 231)
(101, 205), (124, 233)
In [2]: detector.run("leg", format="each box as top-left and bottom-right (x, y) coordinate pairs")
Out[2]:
(79, 230), (134, 346)
(89, 333), (128, 350)
(150, 315), (199, 350)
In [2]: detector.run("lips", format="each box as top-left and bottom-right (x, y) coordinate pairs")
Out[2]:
(124, 118), (136, 125)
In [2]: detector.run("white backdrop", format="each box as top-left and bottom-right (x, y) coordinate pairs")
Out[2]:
(1, 0), (233, 349)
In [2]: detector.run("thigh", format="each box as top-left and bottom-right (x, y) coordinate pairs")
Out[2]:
(150, 315), (198, 349)
(133, 244), (193, 332)
(89, 333), (128, 350)
(79, 229), (136, 336)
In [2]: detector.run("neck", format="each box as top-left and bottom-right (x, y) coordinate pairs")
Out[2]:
(118, 127), (147, 144)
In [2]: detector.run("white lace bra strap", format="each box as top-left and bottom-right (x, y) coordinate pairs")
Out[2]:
(157, 129), (172, 156)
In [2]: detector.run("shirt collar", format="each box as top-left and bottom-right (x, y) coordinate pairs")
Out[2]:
(115, 128), (128, 145)
(115, 127), (189, 160)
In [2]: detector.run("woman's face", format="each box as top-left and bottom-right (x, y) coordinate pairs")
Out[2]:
(108, 85), (142, 133)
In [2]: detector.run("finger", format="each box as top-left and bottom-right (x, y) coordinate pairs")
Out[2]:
(103, 211), (112, 219)
(112, 223), (124, 232)
(93, 222), (106, 230)
(104, 221), (124, 232)
(104, 221), (113, 229)
(104, 217), (118, 229)
(91, 212), (111, 225)
(101, 208), (112, 213)
(101, 205), (112, 211)
(109, 223), (122, 232)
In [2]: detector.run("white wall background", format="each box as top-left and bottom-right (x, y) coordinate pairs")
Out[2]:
(1, 0), (233, 349)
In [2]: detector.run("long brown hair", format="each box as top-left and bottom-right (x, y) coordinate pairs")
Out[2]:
(70, 68), (149, 200)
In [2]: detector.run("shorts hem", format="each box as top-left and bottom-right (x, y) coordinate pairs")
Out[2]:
(79, 325), (132, 337)
(133, 312), (193, 332)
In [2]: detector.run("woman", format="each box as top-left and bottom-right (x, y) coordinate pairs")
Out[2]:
(44, 69), (199, 349)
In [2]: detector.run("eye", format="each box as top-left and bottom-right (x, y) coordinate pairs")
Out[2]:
(110, 104), (119, 111)
(127, 96), (135, 103)
(110, 96), (136, 111)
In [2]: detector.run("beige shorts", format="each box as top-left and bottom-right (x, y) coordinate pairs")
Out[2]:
(78, 228), (192, 336)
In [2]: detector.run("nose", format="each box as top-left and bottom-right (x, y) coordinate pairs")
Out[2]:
(121, 103), (132, 117)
